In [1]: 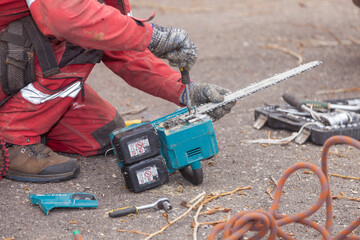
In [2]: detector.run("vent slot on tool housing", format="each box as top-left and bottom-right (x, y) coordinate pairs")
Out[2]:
(187, 147), (201, 157)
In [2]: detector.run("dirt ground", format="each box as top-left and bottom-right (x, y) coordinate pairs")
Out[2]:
(1, 0), (360, 239)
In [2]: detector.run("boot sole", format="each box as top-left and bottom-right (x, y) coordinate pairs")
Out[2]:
(6, 165), (80, 183)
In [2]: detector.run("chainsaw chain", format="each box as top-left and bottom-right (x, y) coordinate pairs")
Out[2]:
(193, 61), (322, 117)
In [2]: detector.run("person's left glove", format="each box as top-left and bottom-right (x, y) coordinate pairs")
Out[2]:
(179, 82), (236, 121)
(148, 24), (198, 70)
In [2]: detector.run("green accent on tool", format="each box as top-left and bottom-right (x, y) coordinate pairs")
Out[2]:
(304, 100), (360, 112)
(303, 100), (330, 110)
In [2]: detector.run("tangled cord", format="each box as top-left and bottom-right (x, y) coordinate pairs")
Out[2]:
(0, 139), (10, 180)
(208, 135), (360, 240)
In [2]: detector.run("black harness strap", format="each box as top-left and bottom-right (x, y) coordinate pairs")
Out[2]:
(21, 16), (60, 77)
(3, 20), (26, 95)
(0, 15), (103, 107)
(0, 32), (31, 48)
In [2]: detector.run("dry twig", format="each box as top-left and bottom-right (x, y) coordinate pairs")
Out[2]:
(199, 206), (231, 216)
(118, 230), (150, 236)
(117, 187), (251, 240)
(332, 195), (360, 202)
(316, 87), (360, 95)
(270, 175), (278, 185)
(161, 212), (170, 224)
(202, 186), (252, 206)
(144, 192), (206, 240)
(192, 215), (229, 228)
(260, 44), (303, 65)
(292, 23), (341, 43)
(328, 173), (360, 181)
(193, 200), (205, 240)
(349, 35), (360, 45)
(303, 171), (360, 181)
(266, 187), (274, 200)
(193, 187), (251, 240)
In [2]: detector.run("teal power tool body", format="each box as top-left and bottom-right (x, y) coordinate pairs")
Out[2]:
(110, 61), (322, 193)
(29, 193), (98, 215)
(110, 107), (217, 192)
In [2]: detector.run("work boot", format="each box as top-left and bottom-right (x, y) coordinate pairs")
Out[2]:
(1, 143), (80, 183)
(354, 0), (360, 7)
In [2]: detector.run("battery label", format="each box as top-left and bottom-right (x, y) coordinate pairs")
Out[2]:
(127, 136), (150, 157)
(136, 165), (159, 185)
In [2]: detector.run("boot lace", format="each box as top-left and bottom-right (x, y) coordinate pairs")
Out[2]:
(25, 144), (50, 158)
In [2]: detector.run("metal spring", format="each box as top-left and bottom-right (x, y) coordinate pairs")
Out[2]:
(208, 136), (360, 240)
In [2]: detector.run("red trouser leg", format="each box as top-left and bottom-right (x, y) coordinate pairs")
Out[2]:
(46, 84), (125, 157)
(0, 60), (124, 157)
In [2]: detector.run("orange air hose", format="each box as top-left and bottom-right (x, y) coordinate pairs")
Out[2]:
(208, 135), (360, 240)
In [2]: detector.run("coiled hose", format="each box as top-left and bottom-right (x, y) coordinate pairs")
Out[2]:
(208, 135), (360, 240)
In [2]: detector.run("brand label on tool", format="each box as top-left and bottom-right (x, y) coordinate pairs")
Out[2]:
(136, 165), (159, 185)
(127, 136), (150, 157)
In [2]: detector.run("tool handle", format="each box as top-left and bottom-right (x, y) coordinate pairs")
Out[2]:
(180, 68), (191, 84)
(303, 101), (330, 110)
(282, 93), (303, 110)
(109, 206), (137, 218)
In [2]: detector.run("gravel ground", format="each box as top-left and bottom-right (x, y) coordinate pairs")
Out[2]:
(1, 0), (360, 239)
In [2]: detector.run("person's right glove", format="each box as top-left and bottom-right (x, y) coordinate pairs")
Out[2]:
(179, 82), (236, 121)
(148, 24), (198, 70)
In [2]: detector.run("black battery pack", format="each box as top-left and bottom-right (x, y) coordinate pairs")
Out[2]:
(112, 123), (160, 165)
(121, 155), (169, 193)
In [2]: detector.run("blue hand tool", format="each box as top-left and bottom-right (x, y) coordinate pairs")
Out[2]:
(29, 193), (98, 215)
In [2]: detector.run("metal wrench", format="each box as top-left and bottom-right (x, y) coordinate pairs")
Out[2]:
(109, 198), (172, 218)
(282, 93), (359, 126)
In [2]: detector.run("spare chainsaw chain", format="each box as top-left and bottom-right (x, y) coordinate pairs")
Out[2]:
(180, 61), (322, 121)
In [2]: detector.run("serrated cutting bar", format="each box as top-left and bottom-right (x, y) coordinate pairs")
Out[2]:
(194, 61), (322, 116)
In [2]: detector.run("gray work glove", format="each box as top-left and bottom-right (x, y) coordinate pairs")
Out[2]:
(179, 82), (236, 121)
(148, 24), (198, 70)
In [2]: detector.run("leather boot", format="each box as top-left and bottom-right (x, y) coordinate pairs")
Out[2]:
(1, 143), (80, 183)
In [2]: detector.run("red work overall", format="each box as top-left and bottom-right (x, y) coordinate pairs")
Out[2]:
(0, 0), (185, 156)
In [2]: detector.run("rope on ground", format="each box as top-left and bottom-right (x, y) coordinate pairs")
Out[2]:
(208, 135), (360, 240)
